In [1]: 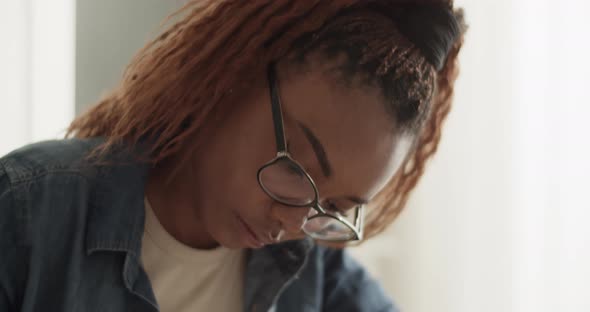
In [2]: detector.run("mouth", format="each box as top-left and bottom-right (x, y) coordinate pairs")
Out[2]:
(235, 214), (268, 248)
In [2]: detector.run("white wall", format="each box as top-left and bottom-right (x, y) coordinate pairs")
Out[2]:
(351, 1), (590, 312)
(0, 0), (75, 156)
(75, 0), (181, 114)
(0, 1), (30, 156)
(350, 2), (517, 311)
(1, 0), (178, 155)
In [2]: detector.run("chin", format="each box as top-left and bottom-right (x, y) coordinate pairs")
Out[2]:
(222, 239), (249, 249)
(212, 230), (248, 250)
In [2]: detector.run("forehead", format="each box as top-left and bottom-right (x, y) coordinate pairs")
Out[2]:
(277, 61), (411, 201)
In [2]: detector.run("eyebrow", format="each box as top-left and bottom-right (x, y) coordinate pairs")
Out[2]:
(345, 196), (369, 205)
(297, 122), (332, 178)
(296, 122), (370, 206)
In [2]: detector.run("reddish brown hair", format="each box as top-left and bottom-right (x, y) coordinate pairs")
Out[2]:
(67, 0), (466, 242)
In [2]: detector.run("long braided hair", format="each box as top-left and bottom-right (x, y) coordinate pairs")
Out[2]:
(67, 0), (467, 242)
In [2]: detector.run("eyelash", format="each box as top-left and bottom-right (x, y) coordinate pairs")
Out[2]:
(326, 201), (348, 217)
(286, 162), (304, 177)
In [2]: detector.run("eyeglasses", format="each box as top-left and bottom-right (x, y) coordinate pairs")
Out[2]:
(256, 62), (364, 242)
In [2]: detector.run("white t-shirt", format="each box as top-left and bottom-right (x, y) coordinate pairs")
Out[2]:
(141, 198), (245, 312)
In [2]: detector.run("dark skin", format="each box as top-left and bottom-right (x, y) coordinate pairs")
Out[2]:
(146, 54), (415, 250)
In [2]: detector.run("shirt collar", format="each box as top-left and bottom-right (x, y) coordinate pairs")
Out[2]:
(84, 141), (151, 256)
(244, 237), (315, 311)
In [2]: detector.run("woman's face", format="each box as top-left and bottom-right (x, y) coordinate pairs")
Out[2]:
(190, 57), (415, 249)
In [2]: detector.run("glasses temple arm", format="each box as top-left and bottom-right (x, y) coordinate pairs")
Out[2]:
(355, 205), (365, 240)
(267, 62), (288, 153)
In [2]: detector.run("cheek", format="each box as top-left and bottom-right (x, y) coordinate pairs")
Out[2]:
(196, 112), (277, 220)
(364, 135), (415, 198)
(329, 134), (414, 200)
(216, 106), (276, 183)
(214, 137), (276, 217)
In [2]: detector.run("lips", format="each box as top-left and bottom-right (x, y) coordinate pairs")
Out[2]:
(236, 215), (268, 248)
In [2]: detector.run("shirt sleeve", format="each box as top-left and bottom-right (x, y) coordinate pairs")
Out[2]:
(322, 247), (399, 312)
(0, 285), (15, 312)
(0, 160), (26, 311)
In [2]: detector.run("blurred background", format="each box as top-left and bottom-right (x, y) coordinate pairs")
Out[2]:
(1, 1), (589, 311)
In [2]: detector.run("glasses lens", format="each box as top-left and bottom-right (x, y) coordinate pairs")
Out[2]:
(302, 210), (357, 241)
(259, 158), (316, 206)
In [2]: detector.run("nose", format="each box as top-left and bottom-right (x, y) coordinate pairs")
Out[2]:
(271, 204), (312, 234)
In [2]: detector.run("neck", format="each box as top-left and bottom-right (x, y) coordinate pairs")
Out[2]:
(145, 157), (219, 250)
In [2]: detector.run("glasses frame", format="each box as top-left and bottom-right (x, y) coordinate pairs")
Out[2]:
(256, 62), (364, 242)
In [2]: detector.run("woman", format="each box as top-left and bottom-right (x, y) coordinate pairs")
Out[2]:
(0, 1), (465, 311)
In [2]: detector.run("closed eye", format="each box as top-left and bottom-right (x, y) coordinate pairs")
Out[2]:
(325, 201), (348, 217)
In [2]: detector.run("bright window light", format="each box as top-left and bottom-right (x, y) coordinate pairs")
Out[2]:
(0, 0), (75, 156)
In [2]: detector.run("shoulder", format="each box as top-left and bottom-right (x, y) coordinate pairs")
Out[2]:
(0, 139), (102, 245)
(0, 137), (148, 192)
(306, 244), (399, 312)
(312, 245), (366, 280)
(0, 138), (106, 182)
(0, 138), (148, 246)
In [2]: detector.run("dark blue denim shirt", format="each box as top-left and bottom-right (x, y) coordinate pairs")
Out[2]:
(0, 138), (398, 312)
